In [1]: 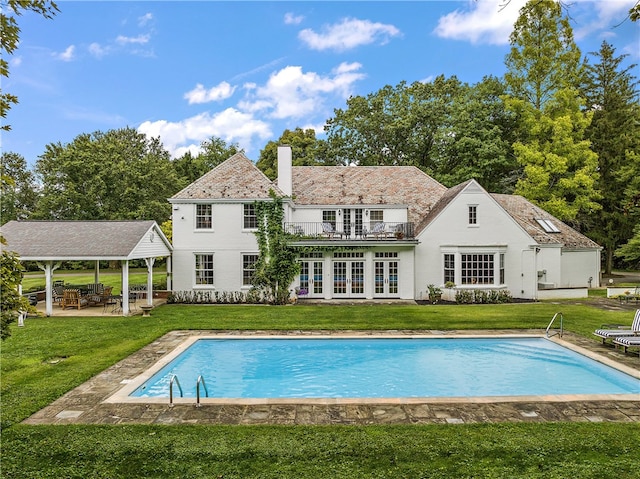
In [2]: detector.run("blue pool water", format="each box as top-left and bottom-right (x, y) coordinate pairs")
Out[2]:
(130, 338), (640, 399)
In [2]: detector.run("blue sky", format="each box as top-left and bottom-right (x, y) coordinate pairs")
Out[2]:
(4, 0), (639, 166)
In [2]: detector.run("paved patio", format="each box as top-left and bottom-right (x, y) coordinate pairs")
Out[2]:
(23, 329), (639, 426)
(33, 297), (167, 317)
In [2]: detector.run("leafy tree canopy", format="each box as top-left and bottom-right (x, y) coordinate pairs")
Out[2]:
(0, 238), (32, 340)
(34, 127), (183, 224)
(173, 137), (240, 184)
(256, 128), (334, 180)
(1, 152), (38, 224)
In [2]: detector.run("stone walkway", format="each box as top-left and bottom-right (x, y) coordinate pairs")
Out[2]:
(23, 329), (639, 426)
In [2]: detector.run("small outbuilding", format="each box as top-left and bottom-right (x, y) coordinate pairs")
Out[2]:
(0, 220), (173, 316)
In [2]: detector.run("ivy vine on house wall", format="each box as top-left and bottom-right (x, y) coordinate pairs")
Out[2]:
(252, 190), (300, 305)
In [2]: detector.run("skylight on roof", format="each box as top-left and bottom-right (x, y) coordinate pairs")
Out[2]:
(535, 218), (561, 233)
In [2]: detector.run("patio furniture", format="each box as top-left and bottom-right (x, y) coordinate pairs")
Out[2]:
(612, 336), (640, 354)
(62, 289), (89, 310)
(53, 285), (65, 305)
(321, 222), (336, 238)
(593, 309), (640, 344)
(103, 294), (121, 313)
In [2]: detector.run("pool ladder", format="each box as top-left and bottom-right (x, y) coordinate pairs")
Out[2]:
(168, 374), (209, 407)
(546, 312), (563, 338)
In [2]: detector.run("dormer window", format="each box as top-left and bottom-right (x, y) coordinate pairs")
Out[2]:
(468, 205), (477, 225)
(535, 218), (560, 233)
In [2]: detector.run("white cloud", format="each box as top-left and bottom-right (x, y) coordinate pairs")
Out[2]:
(434, 0), (527, 45)
(284, 12), (304, 25)
(10, 56), (22, 68)
(299, 17), (401, 52)
(116, 34), (150, 45)
(239, 62), (365, 120)
(184, 82), (236, 104)
(138, 109), (272, 158)
(138, 13), (153, 27)
(572, 0), (637, 40)
(54, 45), (75, 62)
(88, 42), (110, 58)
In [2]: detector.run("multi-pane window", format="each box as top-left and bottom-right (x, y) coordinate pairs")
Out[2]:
(243, 204), (258, 229)
(461, 253), (494, 285)
(499, 253), (505, 284)
(195, 254), (214, 285)
(242, 254), (259, 286)
(468, 205), (477, 225)
(444, 254), (455, 284)
(196, 204), (213, 229)
(369, 210), (384, 225)
(322, 210), (337, 228)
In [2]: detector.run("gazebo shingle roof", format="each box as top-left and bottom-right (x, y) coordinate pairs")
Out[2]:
(0, 220), (169, 259)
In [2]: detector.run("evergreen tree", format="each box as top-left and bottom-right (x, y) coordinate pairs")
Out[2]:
(581, 41), (640, 273)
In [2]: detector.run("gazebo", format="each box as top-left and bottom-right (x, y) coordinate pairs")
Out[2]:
(0, 220), (173, 316)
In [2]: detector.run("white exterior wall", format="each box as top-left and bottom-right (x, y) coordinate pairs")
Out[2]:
(171, 202), (259, 292)
(560, 249), (601, 288)
(415, 185), (539, 299)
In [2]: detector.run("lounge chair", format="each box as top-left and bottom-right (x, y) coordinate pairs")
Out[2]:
(62, 289), (89, 310)
(612, 336), (640, 354)
(593, 309), (640, 344)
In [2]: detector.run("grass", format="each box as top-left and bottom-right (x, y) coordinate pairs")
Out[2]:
(21, 268), (167, 295)
(2, 302), (639, 478)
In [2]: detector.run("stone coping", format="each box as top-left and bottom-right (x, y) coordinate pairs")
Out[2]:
(23, 329), (640, 425)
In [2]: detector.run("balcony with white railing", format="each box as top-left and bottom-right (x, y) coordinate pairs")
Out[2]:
(284, 222), (415, 241)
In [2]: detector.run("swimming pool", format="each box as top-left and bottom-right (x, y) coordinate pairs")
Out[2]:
(125, 336), (640, 400)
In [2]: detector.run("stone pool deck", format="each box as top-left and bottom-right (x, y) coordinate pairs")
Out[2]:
(23, 329), (639, 426)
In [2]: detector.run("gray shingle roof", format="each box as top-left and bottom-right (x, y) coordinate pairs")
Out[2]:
(171, 152), (283, 200)
(291, 166), (447, 225)
(491, 194), (601, 249)
(0, 220), (169, 259)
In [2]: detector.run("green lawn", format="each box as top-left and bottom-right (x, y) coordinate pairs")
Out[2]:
(2, 303), (639, 478)
(22, 268), (167, 294)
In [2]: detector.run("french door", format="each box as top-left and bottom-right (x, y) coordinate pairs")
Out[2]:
(374, 260), (399, 298)
(332, 260), (365, 298)
(299, 261), (324, 298)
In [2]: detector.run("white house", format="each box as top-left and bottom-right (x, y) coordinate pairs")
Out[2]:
(169, 146), (601, 301)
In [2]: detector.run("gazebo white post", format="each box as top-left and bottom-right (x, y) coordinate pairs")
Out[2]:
(145, 257), (155, 306)
(121, 259), (130, 316)
(37, 261), (61, 317)
(94, 260), (100, 284)
(166, 255), (172, 291)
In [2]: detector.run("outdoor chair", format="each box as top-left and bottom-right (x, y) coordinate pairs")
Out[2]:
(612, 336), (640, 354)
(53, 285), (65, 305)
(593, 309), (640, 344)
(62, 289), (89, 310)
(321, 222), (336, 238)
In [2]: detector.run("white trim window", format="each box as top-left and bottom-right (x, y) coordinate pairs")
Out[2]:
(468, 205), (477, 225)
(370, 209), (384, 226)
(461, 253), (494, 285)
(195, 254), (214, 285)
(242, 254), (259, 286)
(322, 210), (337, 229)
(444, 253), (455, 284)
(244, 204), (258, 230)
(196, 204), (213, 229)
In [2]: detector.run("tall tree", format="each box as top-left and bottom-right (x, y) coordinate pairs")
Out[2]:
(581, 41), (640, 273)
(505, 0), (600, 222)
(34, 128), (183, 224)
(173, 137), (240, 184)
(0, 152), (38, 224)
(257, 128), (331, 180)
(1, 0), (59, 130)
(510, 89), (600, 221)
(504, 0), (582, 112)
(323, 76), (519, 191)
